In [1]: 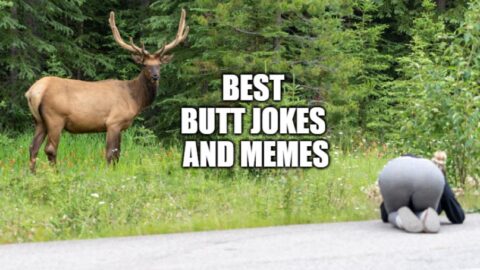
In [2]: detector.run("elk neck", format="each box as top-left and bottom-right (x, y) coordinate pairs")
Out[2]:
(127, 69), (158, 112)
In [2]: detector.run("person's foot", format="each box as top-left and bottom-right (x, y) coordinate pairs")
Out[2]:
(397, 207), (423, 233)
(419, 207), (440, 233)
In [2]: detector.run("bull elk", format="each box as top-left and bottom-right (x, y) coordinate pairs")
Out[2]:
(25, 9), (189, 173)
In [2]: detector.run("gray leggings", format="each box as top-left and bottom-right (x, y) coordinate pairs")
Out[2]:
(378, 157), (445, 213)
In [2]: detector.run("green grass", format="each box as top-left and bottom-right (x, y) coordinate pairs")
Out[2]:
(0, 129), (478, 243)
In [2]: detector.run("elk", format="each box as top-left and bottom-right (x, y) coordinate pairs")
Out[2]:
(25, 9), (189, 173)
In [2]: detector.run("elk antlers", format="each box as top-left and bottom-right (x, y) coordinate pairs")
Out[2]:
(109, 9), (189, 57)
(154, 9), (189, 57)
(109, 12), (149, 54)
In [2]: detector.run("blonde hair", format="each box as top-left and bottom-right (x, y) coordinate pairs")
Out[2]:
(432, 151), (447, 174)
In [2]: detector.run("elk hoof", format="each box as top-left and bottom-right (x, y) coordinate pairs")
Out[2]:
(29, 159), (36, 174)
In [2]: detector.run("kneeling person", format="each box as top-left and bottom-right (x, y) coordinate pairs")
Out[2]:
(378, 152), (464, 233)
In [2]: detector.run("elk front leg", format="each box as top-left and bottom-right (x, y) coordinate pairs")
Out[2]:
(29, 123), (47, 173)
(106, 127), (122, 164)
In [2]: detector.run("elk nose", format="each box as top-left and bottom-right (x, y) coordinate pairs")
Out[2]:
(152, 75), (159, 81)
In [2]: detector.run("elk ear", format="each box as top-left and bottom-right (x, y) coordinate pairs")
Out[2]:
(161, 54), (174, 64)
(131, 54), (144, 64)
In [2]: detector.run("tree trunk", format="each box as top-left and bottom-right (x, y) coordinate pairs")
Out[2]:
(140, 0), (149, 8)
(274, 11), (282, 51)
(9, 5), (18, 86)
(77, 21), (84, 80)
(436, 0), (446, 11)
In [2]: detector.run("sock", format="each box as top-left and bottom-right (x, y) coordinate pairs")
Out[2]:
(396, 215), (404, 229)
(416, 210), (427, 221)
(388, 212), (403, 229)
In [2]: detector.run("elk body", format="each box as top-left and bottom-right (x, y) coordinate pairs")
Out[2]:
(25, 9), (189, 172)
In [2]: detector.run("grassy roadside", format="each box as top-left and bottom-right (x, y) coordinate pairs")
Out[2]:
(0, 130), (478, 243)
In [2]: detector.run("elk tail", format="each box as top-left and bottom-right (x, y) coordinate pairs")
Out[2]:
(25, 78), (48, 124)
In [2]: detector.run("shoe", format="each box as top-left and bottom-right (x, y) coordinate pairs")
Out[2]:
(398, 207), (423, 233)
(420, 207), (440, 233)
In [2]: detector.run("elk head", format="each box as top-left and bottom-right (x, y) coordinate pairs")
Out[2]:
(108, 9), (189, 84)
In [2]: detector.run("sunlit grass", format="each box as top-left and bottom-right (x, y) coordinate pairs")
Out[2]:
(0, 129), (478, 243)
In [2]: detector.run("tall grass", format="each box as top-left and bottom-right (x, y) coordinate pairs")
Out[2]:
(0, 129), (478, 243)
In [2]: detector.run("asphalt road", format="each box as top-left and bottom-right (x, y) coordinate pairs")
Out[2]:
(1, 214), (479, 270)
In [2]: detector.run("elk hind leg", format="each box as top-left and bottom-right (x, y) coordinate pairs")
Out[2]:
(29, 122), (47, 173)
(44, 122), (64, 165)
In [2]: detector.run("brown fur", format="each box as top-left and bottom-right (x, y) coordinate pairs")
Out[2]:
(25, 10), (188, 172)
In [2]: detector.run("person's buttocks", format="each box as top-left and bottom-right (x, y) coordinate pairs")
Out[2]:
(377, 152), (464, 233)
(379, 156), (445, 214)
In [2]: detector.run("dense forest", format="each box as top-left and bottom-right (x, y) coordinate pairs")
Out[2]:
(0, 0), (479, 183)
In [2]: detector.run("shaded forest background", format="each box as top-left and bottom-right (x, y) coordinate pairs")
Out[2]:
(0, 0), (479, 184)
